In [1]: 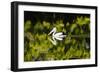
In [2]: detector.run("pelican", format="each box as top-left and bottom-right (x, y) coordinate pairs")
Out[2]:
(48, 27), (66, 45)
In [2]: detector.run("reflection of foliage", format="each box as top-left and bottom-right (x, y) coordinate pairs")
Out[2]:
(24, 12), (90, 62)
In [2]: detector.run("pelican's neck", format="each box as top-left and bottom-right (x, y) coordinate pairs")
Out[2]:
(52, 27), (56, 36)
(52, 31), (55, 36)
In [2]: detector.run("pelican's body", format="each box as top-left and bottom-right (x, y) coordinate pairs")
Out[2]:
(48, 27), (66, 45)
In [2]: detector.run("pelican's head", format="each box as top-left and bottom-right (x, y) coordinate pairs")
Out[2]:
(48, 27), (56, 35)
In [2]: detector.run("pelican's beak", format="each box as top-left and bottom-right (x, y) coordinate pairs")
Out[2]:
(48, 30), (53, 35)
(48, 27), (56, 35)
(48, 33), (50, 35)
(48, 31), (52, 35)
(48, 29), (53, 35)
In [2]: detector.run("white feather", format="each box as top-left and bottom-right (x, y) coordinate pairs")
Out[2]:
(48, 27), (66, 45)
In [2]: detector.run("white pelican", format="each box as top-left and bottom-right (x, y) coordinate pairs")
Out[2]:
(48, 27), (66, 45)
